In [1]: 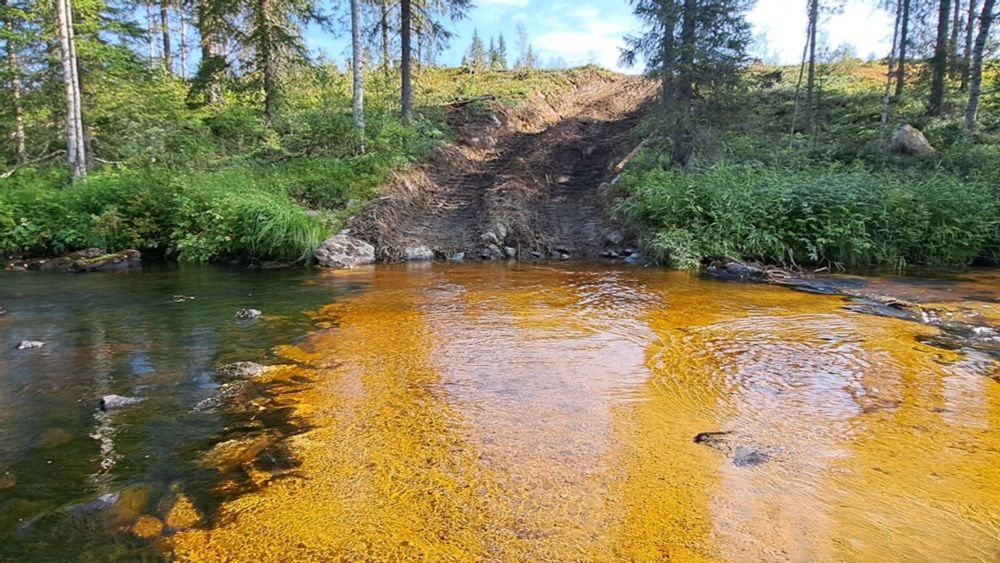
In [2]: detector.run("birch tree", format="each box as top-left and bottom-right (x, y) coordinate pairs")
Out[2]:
(964, 0), (995, 136)
(55, 0), (86, 179)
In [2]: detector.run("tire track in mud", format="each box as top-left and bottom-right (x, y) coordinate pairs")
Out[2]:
(352, 71), (657, 261)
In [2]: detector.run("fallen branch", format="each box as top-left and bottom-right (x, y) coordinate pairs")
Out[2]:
(444, 95), (497, 108)
(1, 150), (66, 180)
(612, 138), (648, 173)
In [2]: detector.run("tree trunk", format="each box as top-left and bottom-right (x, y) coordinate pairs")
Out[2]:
(380, 1), (390, 74)
(929, 0), (951, 116)
(671, 0), (697, 166)
(146, 1), (156, 64)
(896, 0), (910, 96)
(962, 0), (978, 89)
(880, 0), (903, 146)
(161, 0), (172, 73)
(805, 0), (819, 129)
(400, 0), (412, 120)
(197, 0), (221, 103)
(259, 0), (279, 123)
(351, 0), (365, 153)
(965, 0), (996, 137)
(55, 0), (86, 180)
(789, 12), (813, 145)
(2, 0), (27, 162)
(659, 4), (677, 102)
(179, 7), (188, 78)
(949, 0), (961, 78)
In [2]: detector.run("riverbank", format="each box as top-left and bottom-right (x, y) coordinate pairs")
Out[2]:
(0, 68), (602, 264)
(616, 60), (1000, 270)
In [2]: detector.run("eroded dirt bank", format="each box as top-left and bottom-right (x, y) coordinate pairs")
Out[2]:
(351, 70), (657, 261)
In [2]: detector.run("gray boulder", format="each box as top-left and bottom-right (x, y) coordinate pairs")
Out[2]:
(404, 245), (434, 261)
(16, 341), (44, 350)
(889, 125), (936, 157)
(100, 395), (145, 411)
(314, 235), (375, 268)
(217, 361), (272, 378)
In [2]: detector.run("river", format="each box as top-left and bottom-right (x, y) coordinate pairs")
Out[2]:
(1, 263), (998, 561)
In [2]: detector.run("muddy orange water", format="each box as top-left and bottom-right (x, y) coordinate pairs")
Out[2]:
(156, 264), (1000, 561)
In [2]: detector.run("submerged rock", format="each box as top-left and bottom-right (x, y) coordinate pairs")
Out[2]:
(0, 306), (7, 316)
(100, 395), (145, 411)
(69, 492), (120, 515)
(706, 260), (768, 282)
(132, 515), (165, 539)
(164, 494), (203, 530)
(314, 235), (375, 269)
(732, 445), (770, 467)
(235, 308), (262, 320)
(889, 124), (936, 157)
(217, 361), (273, 379)
(16, 340), (44, 350)
(449, 252), (466, 262)
(202, 431), (279, 472)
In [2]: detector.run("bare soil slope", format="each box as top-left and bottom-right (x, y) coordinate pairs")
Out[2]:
(351, 70), (657, 261)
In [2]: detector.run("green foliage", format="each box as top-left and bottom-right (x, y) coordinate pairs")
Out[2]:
(617, 157), (1000, 269)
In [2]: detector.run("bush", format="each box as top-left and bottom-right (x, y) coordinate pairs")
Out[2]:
(617, 159), (1000, 269)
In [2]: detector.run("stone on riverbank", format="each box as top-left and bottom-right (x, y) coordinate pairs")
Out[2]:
(314, 235), (375, 268)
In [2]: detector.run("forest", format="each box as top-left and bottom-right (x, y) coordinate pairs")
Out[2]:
(0, 0), (998, 268)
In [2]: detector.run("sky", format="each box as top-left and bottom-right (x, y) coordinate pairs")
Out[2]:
(306, 0), (896, 73)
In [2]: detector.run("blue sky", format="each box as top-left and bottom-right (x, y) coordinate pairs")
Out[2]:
(306, 0), (895, 72)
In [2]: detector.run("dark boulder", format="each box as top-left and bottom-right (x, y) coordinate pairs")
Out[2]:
(72, 250), (141, 273)
(706, 260), (768, 282)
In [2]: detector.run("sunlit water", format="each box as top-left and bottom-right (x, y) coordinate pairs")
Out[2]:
(1, 263), (999, 561)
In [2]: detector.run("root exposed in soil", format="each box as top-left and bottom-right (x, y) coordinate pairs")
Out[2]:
(351, 70), (657, 261)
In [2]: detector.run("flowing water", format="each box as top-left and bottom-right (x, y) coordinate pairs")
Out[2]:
(1, 263), (998, 561)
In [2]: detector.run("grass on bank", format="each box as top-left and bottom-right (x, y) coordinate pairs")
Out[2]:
(0, 66), (601, 263)
(617, 59), (1000, 270)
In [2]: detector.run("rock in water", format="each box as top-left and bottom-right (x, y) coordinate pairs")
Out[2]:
(732, 445), (770, 467)
(404, 245), (434, 262)
(706, 260), (767, 282)
(217, 361), (272, 378)
(72, 249), (141, 273)
(16, 341), (44, 350)
(0, 306), (7, 316)
(235, 308), (262, 320)
(100, 395), (145, 411)
(314, 235), (376, 268)
(889, 124), (936, 157)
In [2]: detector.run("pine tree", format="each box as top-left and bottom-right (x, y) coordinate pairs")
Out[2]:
(495, 32), (507, 70)
(466, 28), (486, 70)
(929, 0), (952, 115)
(965, 0), (995, 136)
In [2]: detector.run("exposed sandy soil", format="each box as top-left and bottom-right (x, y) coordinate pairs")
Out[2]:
(351, 70), (657, 261)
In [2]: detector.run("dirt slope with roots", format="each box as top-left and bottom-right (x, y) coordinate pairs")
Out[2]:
(351, 70), (657, 261)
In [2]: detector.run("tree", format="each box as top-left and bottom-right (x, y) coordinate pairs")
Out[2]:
(243, 0), (322, 123)
(622, 0), (752, 164)
(881, 0), (904, 145)
(961, 0), (978, 89)
(805, 0), (820, 130)
(161, 0), (172, 72)
(466, 28), (486, 70)
(55, 0), (86, 179)
(964, 0), (995, 136)
(928, 0), (951, 115)
(400, 0), (412, 119)
(194, 0), (225, 104)
(1, 0), (27, 162)
(494, 33), (507, 69)
(514, 22), (537, 70)
(896, 0), (910, 96)
(351, 0), (365, 153)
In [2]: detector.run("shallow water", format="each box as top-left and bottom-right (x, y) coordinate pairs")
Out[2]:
(2, 263), (999, 561)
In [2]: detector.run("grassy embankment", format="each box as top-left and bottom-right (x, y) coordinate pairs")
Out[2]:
(616, 60), (1000, 270)
(0, 67), (594, 263)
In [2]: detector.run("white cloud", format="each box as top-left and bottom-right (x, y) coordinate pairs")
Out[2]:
(749, 0), (893, 64)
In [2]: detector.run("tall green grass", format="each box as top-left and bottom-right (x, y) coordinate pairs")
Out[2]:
(617, 156), (1000, 269)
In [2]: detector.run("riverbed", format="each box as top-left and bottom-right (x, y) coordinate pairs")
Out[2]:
(1, 263), (998, 560)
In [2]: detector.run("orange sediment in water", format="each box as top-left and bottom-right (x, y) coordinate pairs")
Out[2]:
(171, 265), (1000, 561)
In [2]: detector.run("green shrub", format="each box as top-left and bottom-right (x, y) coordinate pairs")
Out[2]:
(617, 159), (1000, 269)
